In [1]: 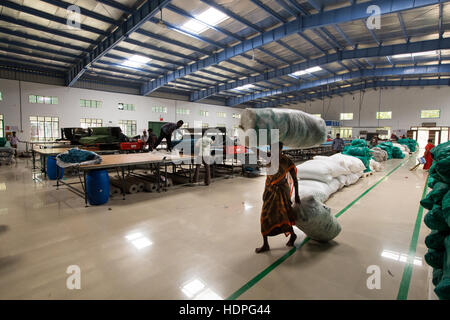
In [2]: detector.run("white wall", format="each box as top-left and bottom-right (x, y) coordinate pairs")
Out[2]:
(0, 78), (242, 150)
(286, 86), (450, 136)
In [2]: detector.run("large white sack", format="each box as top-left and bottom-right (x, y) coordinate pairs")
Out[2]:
(345, 172), (362, 186)
(330, 153), (366, 173)
(239, 108), (326, 148)
(329, 178), (342, 194)
(336, 175), (347, 186)
(298, 180), (333, 203)
(297, 160), (333, 183)
(312, 155), (351, 176)
(369, 159), (383, 172)
(293, 196), (342, 242)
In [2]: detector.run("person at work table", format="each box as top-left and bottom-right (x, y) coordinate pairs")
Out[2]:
(332, 133), (345, 153)
(256, 142), (300, 254)
(153, 120), (184, 152)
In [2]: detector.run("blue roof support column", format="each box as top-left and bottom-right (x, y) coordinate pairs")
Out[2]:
(142, 0), (448, 95)
(66, 0), (171, 87)
(227, 64), (450, 106)
(189, 38), (450, 101)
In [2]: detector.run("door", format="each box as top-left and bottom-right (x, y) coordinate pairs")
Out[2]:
(148, 121), (167, 135)
(429, 130), (439, 145)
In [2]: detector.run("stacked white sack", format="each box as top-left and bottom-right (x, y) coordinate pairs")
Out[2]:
(369, 159), (384, 172)
(239, 108), (327, 148)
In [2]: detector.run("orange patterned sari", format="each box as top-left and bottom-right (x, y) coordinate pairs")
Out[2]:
(260, 154), (297, 237)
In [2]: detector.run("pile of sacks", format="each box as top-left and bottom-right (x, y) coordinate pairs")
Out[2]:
(398, 138), (418, 152)
(374, 141), (405, 160)
(295, 153), (367, 203)
(371, 147), (388, 162)
(393, 142), (410, 158)
(342, 139), (373, 172)
(421, 141), (450, 300)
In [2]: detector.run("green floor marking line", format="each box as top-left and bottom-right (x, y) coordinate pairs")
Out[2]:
(397, 175), (429, 300)
(226, 158), (409, 300)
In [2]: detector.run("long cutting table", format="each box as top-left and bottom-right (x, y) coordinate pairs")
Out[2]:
(56, 152), (195, 206)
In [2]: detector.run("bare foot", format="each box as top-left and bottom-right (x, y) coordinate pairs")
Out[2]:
(255, 244), (270, 253)
(286, 233), (297, 247)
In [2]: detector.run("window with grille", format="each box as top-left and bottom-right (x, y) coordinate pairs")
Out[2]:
(80, 118), (103, 128)
(217, 112), (227, 118)
(30, 116), (59, 141)
(376, 111), (392, 120)
(0, 91), (3, 101)
(421, 110), (440, 119)
(118, 103), (135, 111)
(119, 120), (137, 136)
(176, 108), (190, 115)
(216, 124), (226, 128)
(29, 95), (58, 104)
(152, 106), (167, 113)
(199, 110), (209, 117)
(232, 113), (241, 119)
(340, 113), (354, 120)
(80, 99), (101, 108)
(202, 123), (209, 128)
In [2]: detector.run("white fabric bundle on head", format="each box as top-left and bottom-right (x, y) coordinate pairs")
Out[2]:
(239, 108), (327, 148)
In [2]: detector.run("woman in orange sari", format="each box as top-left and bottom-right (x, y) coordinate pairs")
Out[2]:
(256, 142), (301, 253)
(423, 139), (435, 171)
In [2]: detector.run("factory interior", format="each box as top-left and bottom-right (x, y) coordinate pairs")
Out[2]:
(0, 0), (450, 303)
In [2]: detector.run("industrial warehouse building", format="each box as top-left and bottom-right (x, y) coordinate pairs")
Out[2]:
(0, 0), (449, 302)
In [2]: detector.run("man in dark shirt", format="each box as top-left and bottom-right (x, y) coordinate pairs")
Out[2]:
(153, 120), (184, 151)
(332, 133), (345, 153)
(147, 128), (158, 151)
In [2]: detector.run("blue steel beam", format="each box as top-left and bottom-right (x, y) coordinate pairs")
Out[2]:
(96, 0), (133, 14)
(142, 0), (447, 95)
(307, 0), (323, 12)
(190, 38), (450, 101)
(66, 0), (171, 86)
(397, 13), (409, 43)
(0, 26), (87, 52)
(227, 64), (450, 106)
(0, 38), (79, 59)
(0, 59), (65, 76)
(255, 79), (450, 107)
(40, 0), (119, 25)
(1, 1), (106, 35)
(0, 14), (95, 44)
(0, 53), (67, 71)
(0, 46), (73, 65)
(250, 0), (287, 23)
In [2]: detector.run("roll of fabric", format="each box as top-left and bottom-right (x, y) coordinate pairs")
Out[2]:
(239, 108), (326, 148)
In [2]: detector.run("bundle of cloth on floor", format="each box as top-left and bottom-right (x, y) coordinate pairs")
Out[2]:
(239, 108), (326, 148)
(371, 147), (388, 162)
(289, 153), (370, 242)
(0, 146), (14, 165)
(374, 141), (405, 160)
(398, 138), (418, 152)
(56, 148), (102, 168)
(421, 141), (450, 300)
(342, 139), (373, 172)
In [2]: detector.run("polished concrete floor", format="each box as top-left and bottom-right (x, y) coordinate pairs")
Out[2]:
(0, 155), (431, 299)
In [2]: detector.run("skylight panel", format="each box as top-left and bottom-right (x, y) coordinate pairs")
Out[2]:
(181, 7), (229, 34)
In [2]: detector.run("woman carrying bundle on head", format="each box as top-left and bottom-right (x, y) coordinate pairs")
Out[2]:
(256, 142), (301, 253)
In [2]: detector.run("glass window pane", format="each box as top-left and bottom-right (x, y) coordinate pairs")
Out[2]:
(52, 97), (58, 104)
(37, 96), (44, 104)
(29, 95), (36, 103)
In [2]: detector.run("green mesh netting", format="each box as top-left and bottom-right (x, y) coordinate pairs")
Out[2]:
(342, 145), (372, 172)
(425, 230), (449, 251)
(434, 235), (450, 300)
(398, 138), (418, 152)
(351, 139), (368, 147)
(431, 141), (450, 162)
(424, 205), (450, 232)
(433, 268), (444, 286)
(421, 182), (449, 209)
(425, 248), (445, 269)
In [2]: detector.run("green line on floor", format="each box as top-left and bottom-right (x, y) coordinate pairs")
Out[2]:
(226, 158), (409, 300)
(397, 175), (429, 300)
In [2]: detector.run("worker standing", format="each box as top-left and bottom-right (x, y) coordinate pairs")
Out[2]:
(256, 142), (300, 253)
(153, 120), (184, 152)
(331, 133), (345, 153)
(147, 128), (158, 151)
(9, 131), (19, 156)
(193, 135), (215, 186)
(423, 138), (435, 171)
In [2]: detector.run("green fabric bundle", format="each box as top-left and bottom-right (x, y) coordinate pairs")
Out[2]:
(375, 142), (394, 159)
(422, 141), (450, 300)
(424, 205), (449, 232)
(425, 230), (449, 251)
(434, 236), (450, 300)
(342, 145), (373, 172)
(351, 139), (368, 147)
(392, 146), (405, 159)
(398, 138), (418, 152)
(79, 135), (120, 145)
(91, 127), (110, 136)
